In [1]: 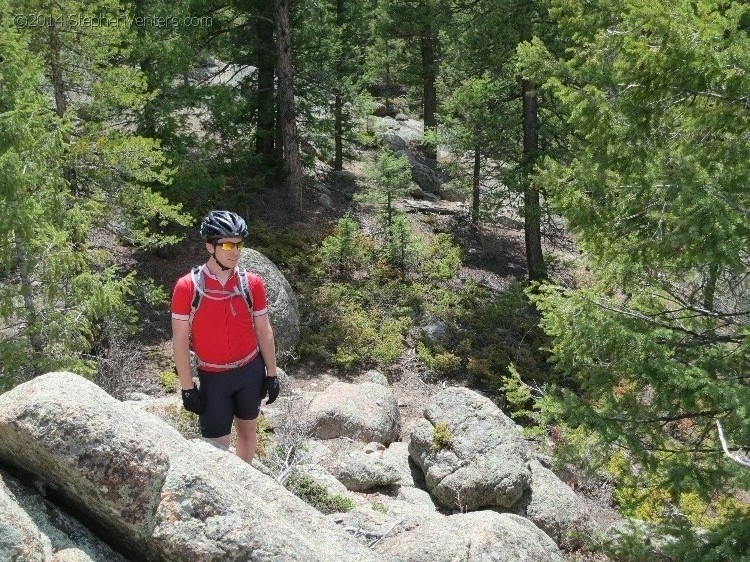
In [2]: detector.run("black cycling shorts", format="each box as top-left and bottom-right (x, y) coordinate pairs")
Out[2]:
(197, 354), (266, 438)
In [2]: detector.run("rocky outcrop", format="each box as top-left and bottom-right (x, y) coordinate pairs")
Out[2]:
(409, 387), (530, 510)
(0, 372), (378, 562)
(238, 248), (300, 357)
(377, 120), (445, 194)
(375, 511), (564, 562)
(329, 496), (441, 548)
(333, 442), (406, 492)
(515, 458), (592, 549)
(0, 469), (126, 562)
(308, 381), (401, 445)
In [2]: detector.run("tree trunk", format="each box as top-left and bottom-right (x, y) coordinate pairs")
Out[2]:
(522, 79), (547, 281)
(255, 2), (276, 178)
(334, 93), (344, 170)
(48, 15), (81, 197)
(472, 145), (481, 225)
(15, 233), (44, 373)
(274, 0), (304, 215)
(333, 0), (345, 171)
(703, 262), (719, 311)
(384, 37), (392, 114)
(420, 32), (438, 161)
(48, 21), (67, 117)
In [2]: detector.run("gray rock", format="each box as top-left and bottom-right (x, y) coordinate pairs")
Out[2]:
(404, 152), (444, 193)
(308, 382), (401, 445)
(409, 387), (531, 510)
(409, 184), (425, 199)
(515, 459), (592, 549)
(237, 248), (300, 358)
(334, 443), (402, 492)
(381, 442), (420, 488)
(0, 372), (379, 562)
(375, 511), (564, 562)
(0, 469), (126, 562)
(362, 369), (389, 387)
(296, 464), (351, 497)
(319, 193), (333, 208)
(420, 319), (451, 347)
(393, 486), (436, 510)
(380, 130), (410, 152)
(395, 113), (409, 122)
(328, 496), (441, 546)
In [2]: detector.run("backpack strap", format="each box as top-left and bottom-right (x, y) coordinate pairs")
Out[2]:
(189, 266), (254, 325)
(189, 265), (203, 324)
(239, 269), (254, 318)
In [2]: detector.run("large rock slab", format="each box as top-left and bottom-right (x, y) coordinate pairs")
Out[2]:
(409, 387), (531, 510)
(375, 511), (564, 562)
(329, 496), (441, 547)
(0, 469), (126, 562)
(333, 442), (403, 492)
(516, 459), (592, 549)
(308, 382), (401, 445)
(238, 248), (300, 358)
(0, 372), (379, 562)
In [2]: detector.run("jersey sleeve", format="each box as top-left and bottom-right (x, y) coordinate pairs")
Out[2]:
(171, 274), (193, 321)
(247, 273), (268, 317)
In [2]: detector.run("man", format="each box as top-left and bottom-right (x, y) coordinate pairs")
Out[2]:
(171, 210), (279, 463)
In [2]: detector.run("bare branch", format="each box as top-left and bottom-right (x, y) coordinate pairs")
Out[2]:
(716, 420), (750, 468)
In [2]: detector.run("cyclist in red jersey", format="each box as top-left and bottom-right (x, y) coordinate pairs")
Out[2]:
(171, 210), (279, 463)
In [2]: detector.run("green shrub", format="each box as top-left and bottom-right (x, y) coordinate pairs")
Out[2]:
(158, 369), (178, 393)
(421, 233), (462, 282)
(417, 341), (461, 377)
(318, 217), (372, 278)
(371, 501), (388, 513)
(255, 414), (272, 459)
(431, 421), (453, 451)
(286, 473), (355, 514)
(299, 282), (411, 372)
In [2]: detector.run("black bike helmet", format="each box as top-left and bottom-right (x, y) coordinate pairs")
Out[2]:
(199, 210), (248, 241)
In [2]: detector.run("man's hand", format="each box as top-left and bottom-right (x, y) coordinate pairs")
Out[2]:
(262, 376), (280, 405)
(181, 386), (203, 414)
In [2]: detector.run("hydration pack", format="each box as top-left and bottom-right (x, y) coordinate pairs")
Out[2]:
(188, 265), (254, 325)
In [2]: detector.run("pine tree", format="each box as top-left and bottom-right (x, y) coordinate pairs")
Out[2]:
(0, 10), (137, 386)
(519, 0), (750, 554)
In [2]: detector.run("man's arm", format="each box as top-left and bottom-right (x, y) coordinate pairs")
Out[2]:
(172, 318), (194, 390)
(254, 314), (277, 377)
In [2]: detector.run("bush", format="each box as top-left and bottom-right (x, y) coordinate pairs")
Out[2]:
(318, 217), (372, 278)
(431, 421), (453, 451)
(255, 414), (273, 459)
(286, 473), (355, 514)
(158, 369), (178, 393)
(417, 341), (461, 377)
(421, 233), (462, 282)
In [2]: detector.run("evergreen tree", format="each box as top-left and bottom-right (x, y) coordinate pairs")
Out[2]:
(9, 0), (190, 248)
(519, 0), (750, 554)
(440, 0), (550, 279)
(0, 10), (137, 386)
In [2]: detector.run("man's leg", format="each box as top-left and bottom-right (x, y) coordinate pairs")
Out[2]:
(234, 417), (258, 463)
(213, 434), (231, 449)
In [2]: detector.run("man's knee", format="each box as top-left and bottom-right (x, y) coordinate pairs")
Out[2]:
(234, 417), (257, 438)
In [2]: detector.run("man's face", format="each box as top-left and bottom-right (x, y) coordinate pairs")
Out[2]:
(207, 237), (243, 267)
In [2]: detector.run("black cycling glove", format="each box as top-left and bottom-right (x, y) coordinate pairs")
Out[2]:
(181, 386), (203, 414)
(263, 376), (280, 405)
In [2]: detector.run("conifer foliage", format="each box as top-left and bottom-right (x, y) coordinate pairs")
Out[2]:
(519, 0), (750, 555)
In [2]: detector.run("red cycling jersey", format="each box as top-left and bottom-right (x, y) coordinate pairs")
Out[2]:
(171, 265), (268, 372)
